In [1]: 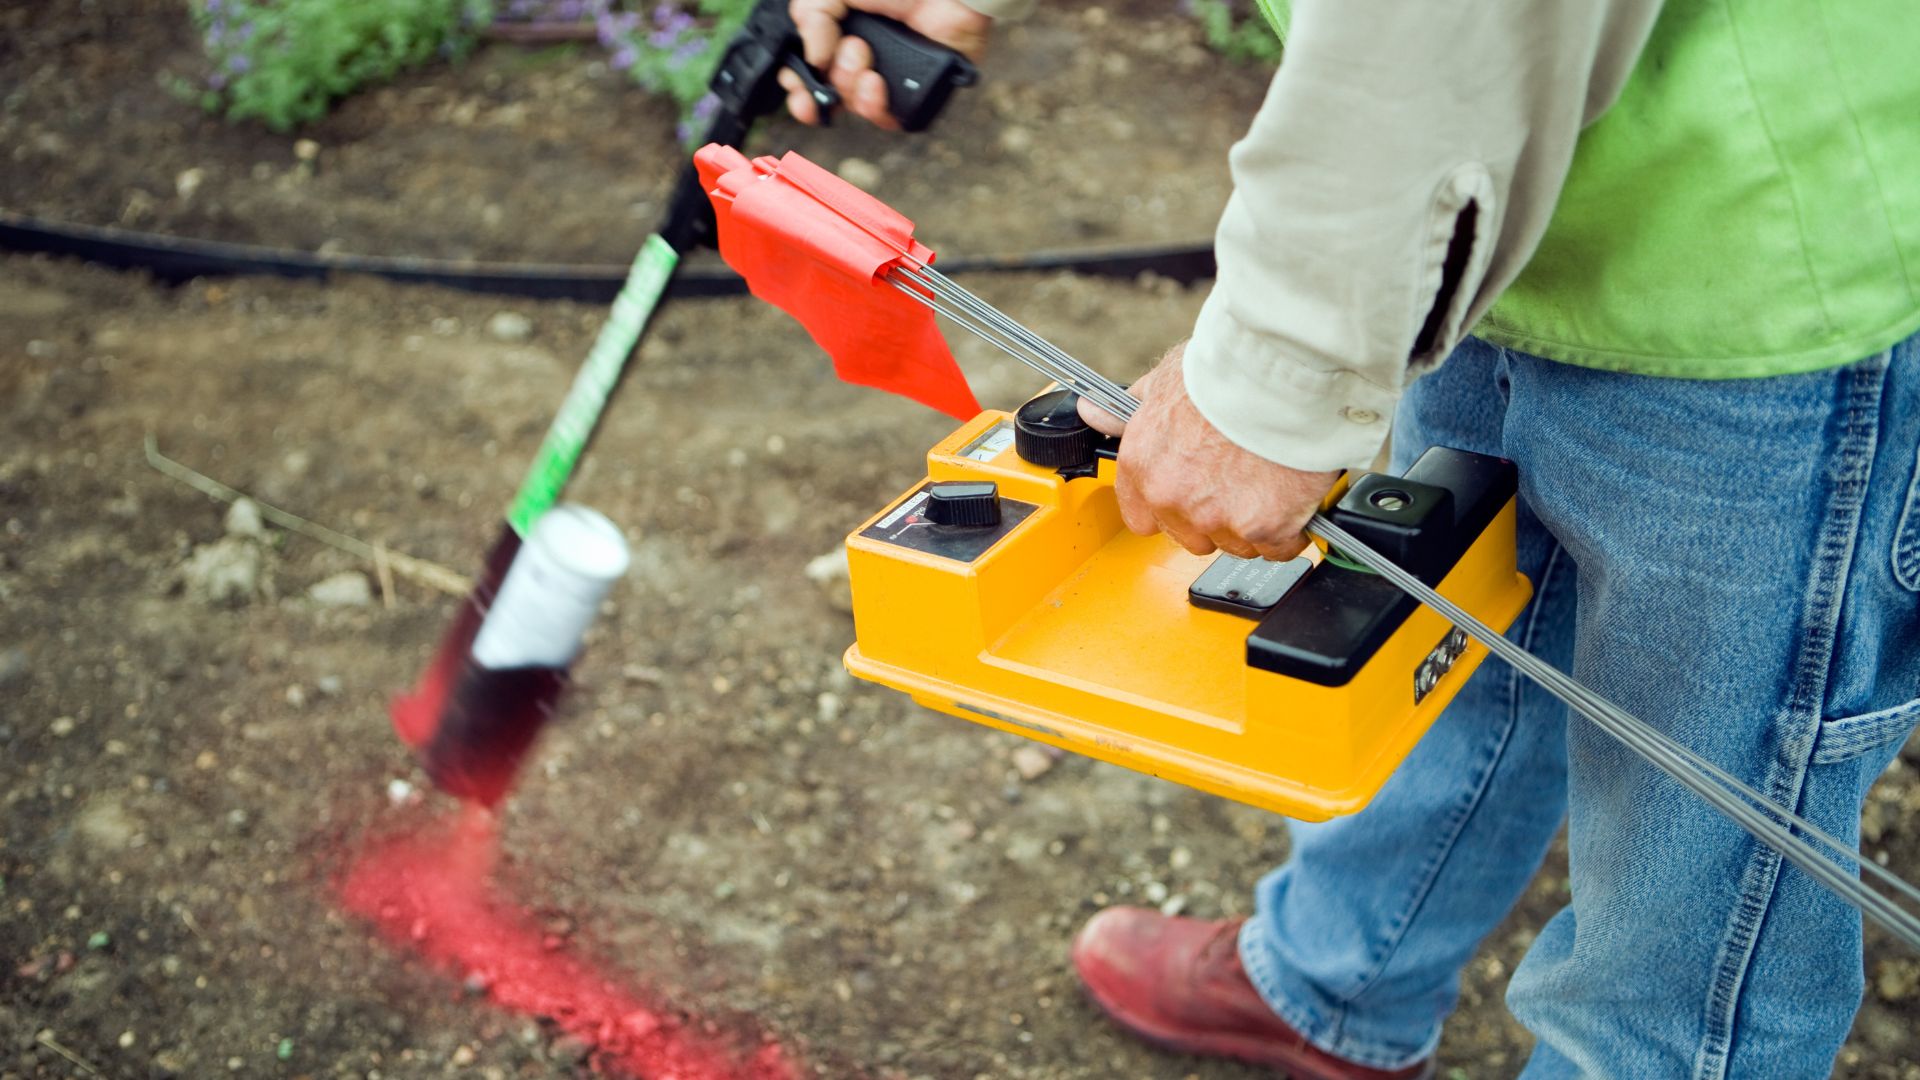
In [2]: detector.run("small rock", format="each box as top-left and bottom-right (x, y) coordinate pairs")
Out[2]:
(1876, 957), (1920, 1002)
(1158, 894), (1189, 917)
(804, 549), (854, 613)
(308, 571), (373, 607)
(549, 1035), (593, 1065)
(1011, 745), (1055, 781)
(175, 168), (204, 201)
(0, 647), (24, 688)
(487, 311), (533, 342)
(622, 664), (664, 686)
(451, 1045), (477, 1066)
(87, 931), (111, 951)
(836, 157), (882, 192)
(50, 715), (76, 737)
(816, 691), (842, 724)
(118, 1030), (136, 1049)
(386, 779), (417, 805)
(1142, 880), (1169, 904)
(1168, 846), (1193, 871)
(293, 139), (320, 162)
(622, 1010), (660, 1039)
(284, 684), (306, 708)
(182, 537), (269, 607)
(998, 126), (1034, 156)
(315, 675), (344, 696)
(223, 498), (266, 539)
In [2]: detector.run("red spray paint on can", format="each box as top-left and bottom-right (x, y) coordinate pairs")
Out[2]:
(393, 506), (631, 805)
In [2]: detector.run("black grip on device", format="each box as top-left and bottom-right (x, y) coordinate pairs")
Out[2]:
(1243, 447), (1518, 686)
(842, 11), (979, 132)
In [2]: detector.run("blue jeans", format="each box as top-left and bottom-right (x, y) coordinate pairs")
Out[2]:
(1238, 334), (1920, 1078)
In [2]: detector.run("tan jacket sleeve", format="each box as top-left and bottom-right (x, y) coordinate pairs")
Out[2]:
(1183, 0), (1665, 471)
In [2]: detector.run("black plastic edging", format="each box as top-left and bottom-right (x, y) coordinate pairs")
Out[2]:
(0, 210), (1216, 303)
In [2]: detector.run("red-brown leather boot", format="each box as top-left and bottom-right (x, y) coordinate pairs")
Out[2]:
(1072, 907), (1435, 1080)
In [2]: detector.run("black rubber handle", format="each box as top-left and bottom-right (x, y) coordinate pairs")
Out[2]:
(841, 11), (979, 132)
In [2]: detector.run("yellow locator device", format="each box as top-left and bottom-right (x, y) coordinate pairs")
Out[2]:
(844, 390), (1534, 821)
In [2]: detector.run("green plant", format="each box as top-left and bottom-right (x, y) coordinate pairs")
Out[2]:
(1188, 0), (1283, 65)
(193, 0), (495, 131)
(592, 0), (755, 141)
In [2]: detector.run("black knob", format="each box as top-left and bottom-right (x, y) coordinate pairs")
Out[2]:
(927, 481), (1001, 527)
(1014, 389), (1103, 468)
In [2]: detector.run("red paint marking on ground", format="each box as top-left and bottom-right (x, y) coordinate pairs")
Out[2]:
(338, 807), (799, 1080)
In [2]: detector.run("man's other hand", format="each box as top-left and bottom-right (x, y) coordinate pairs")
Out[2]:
(1077, 343), (1342, 561)
(781, 0), (990, 129)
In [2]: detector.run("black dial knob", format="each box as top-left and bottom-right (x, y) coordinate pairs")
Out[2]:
(926, 481), (1001, 527)
(1014, 389), (1103, 468)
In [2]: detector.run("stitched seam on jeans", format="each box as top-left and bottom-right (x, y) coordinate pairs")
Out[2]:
(1813, 696), (1920, 765)
(1692, 358), (1884, 1080)
(1893, 444), (1920, 592)
(1344, 541), (1570, 1008)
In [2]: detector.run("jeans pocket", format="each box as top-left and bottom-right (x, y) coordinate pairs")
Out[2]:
(1812, 696), (1920, 764)
(1894, 445), (1920, 591)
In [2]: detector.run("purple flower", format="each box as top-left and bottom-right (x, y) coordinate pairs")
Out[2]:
(228, 54), (252, 73)
(692, 92), (718, 119)
(611, 45), (637, 69)
(648, 27), (678, 47)
(206, 0), (224, 13)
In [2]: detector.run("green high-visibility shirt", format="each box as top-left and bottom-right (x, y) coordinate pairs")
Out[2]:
(1483, 0), (1920, 377)
(1253, 0), (1920, 381)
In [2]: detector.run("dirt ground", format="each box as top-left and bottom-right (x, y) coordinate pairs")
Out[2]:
(4, 254), (1920, 1079)
(3, 1), (1920, 1078)
(0, 0), (1263, 264)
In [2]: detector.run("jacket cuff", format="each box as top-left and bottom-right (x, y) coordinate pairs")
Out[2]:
(956, 0), (1032, 19)
(1183, 287), (1398, 473)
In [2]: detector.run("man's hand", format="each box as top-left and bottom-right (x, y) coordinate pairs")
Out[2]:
(1078, 343), (1342, 561)
(781, 0), (991, 129)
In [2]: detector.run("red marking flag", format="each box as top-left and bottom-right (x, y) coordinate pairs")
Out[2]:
(696, 144), (980, 420)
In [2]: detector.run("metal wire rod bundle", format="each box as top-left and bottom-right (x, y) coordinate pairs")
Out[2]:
(886, 258), (1920, 952)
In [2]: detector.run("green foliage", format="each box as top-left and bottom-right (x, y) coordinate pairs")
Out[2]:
(1188, 0), (1283, 65)
(193, 0), (495, 131)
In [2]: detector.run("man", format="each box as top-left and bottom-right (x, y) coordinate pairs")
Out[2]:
(784, 0), (1920, 1075)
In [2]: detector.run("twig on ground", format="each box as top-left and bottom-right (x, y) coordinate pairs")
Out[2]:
(373, 541), (397, 610)
(143, 434), (471, 597)
(35, 1031), (100, 1076)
